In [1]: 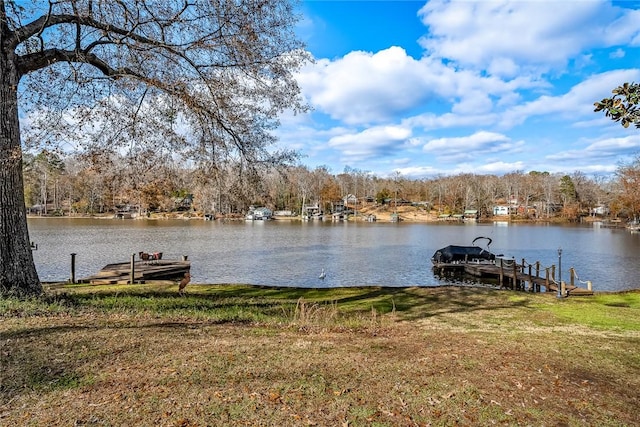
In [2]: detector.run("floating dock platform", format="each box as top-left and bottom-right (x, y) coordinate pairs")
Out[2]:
(83, 259), (191, 285)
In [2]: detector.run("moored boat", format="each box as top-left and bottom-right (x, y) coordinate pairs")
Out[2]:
(431, 236), (497, 264)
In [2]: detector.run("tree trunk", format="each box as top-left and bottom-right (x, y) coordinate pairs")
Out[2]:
(0, 38), (42, 296)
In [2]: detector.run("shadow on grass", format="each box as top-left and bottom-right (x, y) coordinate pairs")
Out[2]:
(34, 282), (538, 324)
(317, 285), (535, 321)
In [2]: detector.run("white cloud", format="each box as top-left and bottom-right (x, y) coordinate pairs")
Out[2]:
(423, 131), (522, 155)
(547, 136), (640, 162)
(396, 160), (526, 178)
(417, 0), (640, 77)
(298, 47), (535, 121)
(403, 111), (497, 131)
(498, 69), (640, 128)
(602, 8), (640, 46)
(609, 48), (626, 59)
(327, 125), (412, 162)
(472, 161), (526, 174)
(298, 47), (445, 125)
(394, 165), (441, 177)
(420, 131), (526, 166)
(298, 42), (552, 132)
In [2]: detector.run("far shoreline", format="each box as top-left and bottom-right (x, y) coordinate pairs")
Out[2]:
(26, 210), (612, 225)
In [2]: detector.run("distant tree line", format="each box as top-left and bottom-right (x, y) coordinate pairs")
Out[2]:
(23, 149), (640, 221)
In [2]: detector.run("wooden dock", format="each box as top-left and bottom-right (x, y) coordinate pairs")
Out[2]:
(433, 258), (593, 296)
(83, 259), (191, 285)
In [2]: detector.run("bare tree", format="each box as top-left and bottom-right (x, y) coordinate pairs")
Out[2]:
(1, 0), (308, 296)
(615, 156), (640, 221)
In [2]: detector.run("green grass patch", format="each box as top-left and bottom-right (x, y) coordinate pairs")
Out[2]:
(534, 291), (640, 331)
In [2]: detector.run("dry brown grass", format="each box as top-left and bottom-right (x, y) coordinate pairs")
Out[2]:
(1, 286), (639, 426)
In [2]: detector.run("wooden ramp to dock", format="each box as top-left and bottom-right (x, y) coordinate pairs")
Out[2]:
(83, 260), (191, 285)
(433, 259), (593, 296)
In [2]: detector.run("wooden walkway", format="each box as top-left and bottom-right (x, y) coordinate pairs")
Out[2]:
(433, 259), (593, 296)
(83, 259), (191, 285)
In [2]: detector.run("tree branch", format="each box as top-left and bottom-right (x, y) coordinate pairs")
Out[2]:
(11, 12), (166, 51)
(16, 47), (139, 79)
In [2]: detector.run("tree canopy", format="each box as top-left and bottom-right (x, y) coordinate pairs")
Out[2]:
(0, 0), (308, 296)
(594, 82), (640, 129)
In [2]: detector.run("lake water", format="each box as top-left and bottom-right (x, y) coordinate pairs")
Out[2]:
(27, 218), (640, 292)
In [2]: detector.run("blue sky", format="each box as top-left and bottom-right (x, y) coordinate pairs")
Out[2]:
(275, 0), (640, 178)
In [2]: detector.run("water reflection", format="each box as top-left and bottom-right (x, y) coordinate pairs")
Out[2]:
(27, 218), (640, 291)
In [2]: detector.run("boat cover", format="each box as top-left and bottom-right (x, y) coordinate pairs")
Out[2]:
(431, 245), (496, 264)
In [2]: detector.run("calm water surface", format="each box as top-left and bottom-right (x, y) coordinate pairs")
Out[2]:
(27, 218), (640, 292)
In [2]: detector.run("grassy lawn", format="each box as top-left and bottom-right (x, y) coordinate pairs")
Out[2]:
(1, 283), (639, 426)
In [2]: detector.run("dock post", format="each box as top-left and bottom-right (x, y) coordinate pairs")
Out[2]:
(570, 268), (575, 288)
(130, 253), (135, 284)
(528, 264), (533, 292)
(499, 259), (504, 288)
(70, 253), (76, 284)
(512, 261), (518, 290)
(557, 248), (563, 299)
(545, 268), (550, 292)
(587, 281), (592, 291)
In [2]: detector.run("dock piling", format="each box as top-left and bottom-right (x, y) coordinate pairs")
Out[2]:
(557, 248), (563, 299)
(70, 253), (76, 284)
(545, 268), (550, 291)
(130, 253), (135, 284)
(569, 267), (575, 288)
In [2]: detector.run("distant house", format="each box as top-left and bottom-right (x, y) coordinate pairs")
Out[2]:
(464, 209), (480, 220)
(383, 198), (411, 206)
(256, 207), (272, 219)
(493, 205), (510, 216)
(247, 207), (272, 220)
(332, 199), (346, 213)
(592, 205), (609, 216)
(174, 194), (193, 211)
(343, 194), (358, 205)
(302, 203), (321, 218)
(29, 204), (45, 214)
